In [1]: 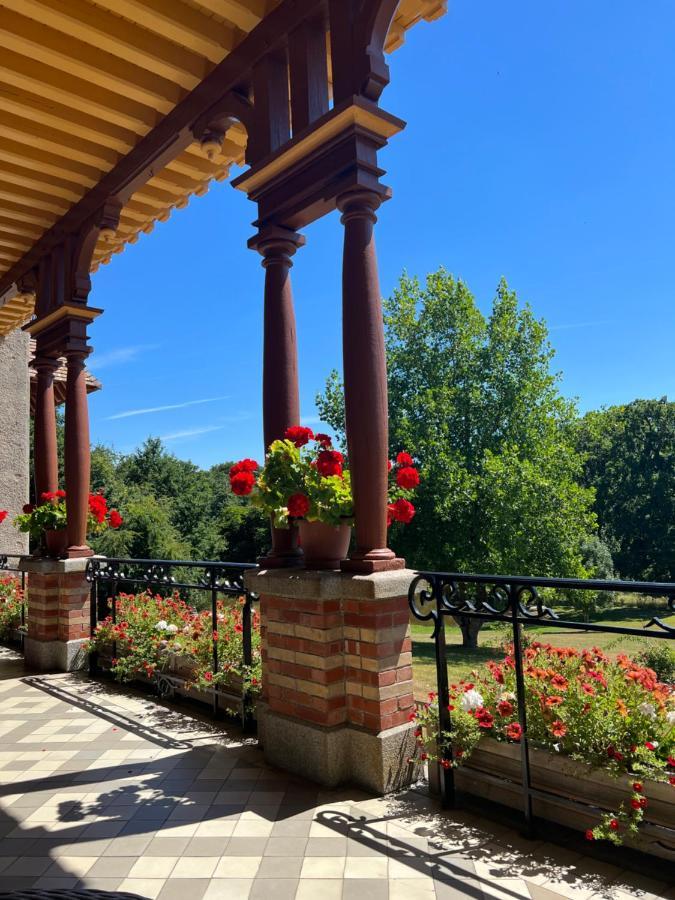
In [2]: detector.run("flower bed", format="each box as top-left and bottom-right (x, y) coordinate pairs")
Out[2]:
(413, 641), (675, 855)
(0, 573), (25, 643)
(86, 591), (261, 713)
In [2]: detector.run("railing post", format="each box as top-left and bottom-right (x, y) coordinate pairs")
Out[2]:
(434, 585), (455, 808)
(509, 583), (535, 837)
(241, 590), (254, 732)
(211, 566), (220, 719)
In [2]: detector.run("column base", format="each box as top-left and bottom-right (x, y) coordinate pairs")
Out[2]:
(341, 555), (406, 573)
(258, 702), (417, 794)
(65, 546), (94, 559)
(258, 553), (304, 569)
(24, 637), (87, 673)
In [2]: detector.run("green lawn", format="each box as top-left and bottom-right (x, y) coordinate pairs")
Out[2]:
(411, 599), (675, 698)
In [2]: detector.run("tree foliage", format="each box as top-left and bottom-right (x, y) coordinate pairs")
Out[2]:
(317, 270), (597, 621)
(575, 398), (675, 581)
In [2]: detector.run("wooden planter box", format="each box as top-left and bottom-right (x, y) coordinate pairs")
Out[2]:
(96, 646), (246, 716)
(429, 737), (674, 861)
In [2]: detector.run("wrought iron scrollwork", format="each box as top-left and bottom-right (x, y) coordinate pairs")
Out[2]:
(155, 672), (176, 700)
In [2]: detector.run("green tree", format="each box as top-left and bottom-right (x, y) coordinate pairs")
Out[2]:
(317, 270), (596, 645)
(575, 398), (675, 581)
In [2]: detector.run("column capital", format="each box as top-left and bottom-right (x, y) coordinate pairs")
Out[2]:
(31, 354), (60, 375)
(337, 189), (383, 223)
(248, 226), (305, 266)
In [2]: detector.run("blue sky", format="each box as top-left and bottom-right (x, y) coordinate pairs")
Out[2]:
(88, 0), (675, 469)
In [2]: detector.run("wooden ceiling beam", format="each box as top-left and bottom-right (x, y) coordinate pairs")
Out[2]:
(0, 10), (184, 112)
(90, 0), (241, 64)
(0, 182), (71, 216)
(193, 0), (269, 32)
(0, 235), (34, 253)
(0, 121), (119, 171)
(0, 163), (85, 205)
(0, 50), (158, 133)
(4, 0), (208, 88)
(0, 216), (44, 242)
(0, 200), (55, 229)
(0, 94), (138, 157)
(0, 141), (102, 190)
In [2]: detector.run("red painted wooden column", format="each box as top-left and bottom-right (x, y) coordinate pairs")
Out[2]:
(32, 354), (59, 499)
(250, 226), (305, 567)
(64, 348), (92, 558)
(338, 190), (404, 573)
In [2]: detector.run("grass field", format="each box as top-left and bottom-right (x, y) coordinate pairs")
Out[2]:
(411, 597), (675, 698)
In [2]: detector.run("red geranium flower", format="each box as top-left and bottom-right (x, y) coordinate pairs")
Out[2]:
(630, 798), (641, 810)
(109, 510), (123, 529)
(22, 504), (33, 514)
(390, 498), (415, 524)
(40, 491), (55, 502)
(632, 782), (643, 793)
(497, 700), (514, 717)
(231, 471), (255, 496)
(316, 449), (343, 478)
(314, 433), (332, 447)
(645, 741), (656, 751)
(287, 493), (310, 518)
(585, 830), (594, 841)
(609, 819), (619, 831)
(0, 510), (7, 524)
(396, 466), (420, 490)
(230, 458), (259, 476)
(667, 756), (675, 768)
(396, 451), (414, 466)
(285, 425), (314, 447)
(506, 722), (523, 742)
(55, 489), (66, 498)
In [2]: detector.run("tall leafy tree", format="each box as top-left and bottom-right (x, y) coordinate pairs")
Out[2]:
(575, 399), (675, 581)
(317, 270), (596, 644)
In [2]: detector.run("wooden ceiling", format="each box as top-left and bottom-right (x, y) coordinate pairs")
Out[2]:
(0, 0), (446, 335)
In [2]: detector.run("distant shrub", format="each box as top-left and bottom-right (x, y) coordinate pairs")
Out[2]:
(635, 644), (675, 684)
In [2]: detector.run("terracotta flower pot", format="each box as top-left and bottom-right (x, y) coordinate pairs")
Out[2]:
(45, 528), (68, 558)
(297, 520), (351, 570)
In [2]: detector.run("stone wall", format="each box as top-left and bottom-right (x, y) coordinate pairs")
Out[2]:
(0, 329), (29, 555)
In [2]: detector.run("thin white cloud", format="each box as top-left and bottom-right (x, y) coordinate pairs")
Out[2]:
(549, 320), (612, 332)
(160, 425), (226, 442)
(89, 344), (160, 370)
(106, 396), (230, 420)
(301, 415), (324, 426)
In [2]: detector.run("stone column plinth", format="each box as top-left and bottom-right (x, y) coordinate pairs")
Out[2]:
(20, 557), (90, 672)
(246, 567), (417, 794)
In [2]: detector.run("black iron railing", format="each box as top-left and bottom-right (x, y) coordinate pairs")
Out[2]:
(408, 571), (675, 833)
(0, 553), (28, 649)
(87, 557), (258, 727)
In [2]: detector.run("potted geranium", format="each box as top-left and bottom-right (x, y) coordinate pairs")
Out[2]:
(229, 426), (420, 569)
(13, 491), (122, 558)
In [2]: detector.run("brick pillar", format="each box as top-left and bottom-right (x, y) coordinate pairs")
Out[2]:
(20, 558), (90, 672)
(246, 568), (416, 793)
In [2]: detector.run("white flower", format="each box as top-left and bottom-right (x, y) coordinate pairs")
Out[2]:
(461, 689), (484, 712)
(173, 642), (182, 652)
(155, 620), (168, 631)
(639, 702), (657, 720)
(666, 710), (675, 725)
(166, 623), (178, 634)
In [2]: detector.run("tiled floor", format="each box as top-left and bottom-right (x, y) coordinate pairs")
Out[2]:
(0, 646), (672, 900)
